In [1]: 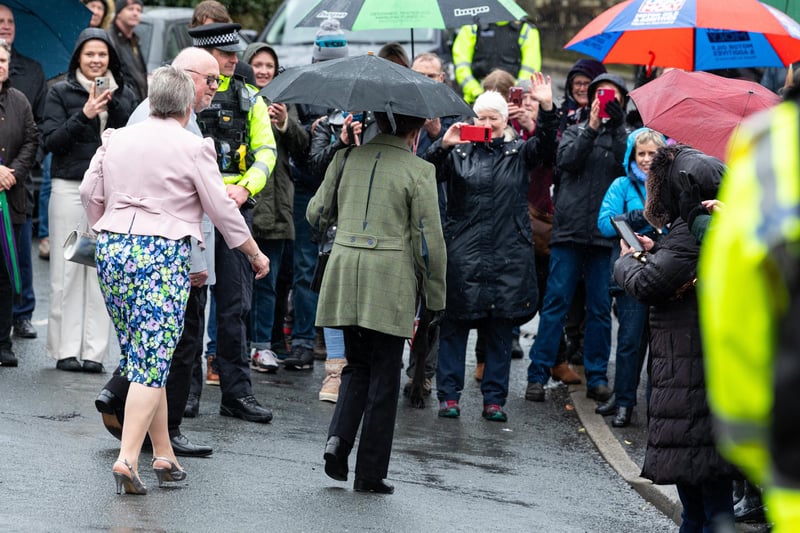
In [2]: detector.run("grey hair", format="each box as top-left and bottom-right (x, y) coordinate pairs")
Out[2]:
(0, 38), (10, 55)
(149, 66), (194, 119)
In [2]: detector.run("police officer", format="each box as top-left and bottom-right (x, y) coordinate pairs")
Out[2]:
(452, 20), (541, 105)
(188, 22), (277, 423)
(700, 89), (800, 532)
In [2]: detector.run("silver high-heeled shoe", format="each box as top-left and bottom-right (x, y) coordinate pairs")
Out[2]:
(152, 456), (187, 487)
(113, 459), (147, 495)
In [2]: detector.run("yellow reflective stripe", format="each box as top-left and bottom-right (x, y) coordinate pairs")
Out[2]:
(764, 488), (800, 532)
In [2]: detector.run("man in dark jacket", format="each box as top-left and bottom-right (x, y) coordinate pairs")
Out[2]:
(0, 4), (47, 341)
(107, 0), (147, 104)
(526, 73), (630, 403)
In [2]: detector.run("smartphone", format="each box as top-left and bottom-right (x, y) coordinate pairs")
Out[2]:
(95, 76), (109, 96)
(597, 88), (614, 119)
(508, 86), (523, 107)
(460, 124), (491, 142)
(610, 216), (644, 253)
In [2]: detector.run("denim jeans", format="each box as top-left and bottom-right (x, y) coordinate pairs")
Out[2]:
(613, 293), (649, 407)
(250, 238), (285, 349)
(291, 191), (318, 349)
(323, 327), (345, 360)
(527, 244), (612, 388)
(676, 479), (734, 532)
(37, 153), (52, 238)
(438, 318), (513, 406)
(12, 216), (35, 321)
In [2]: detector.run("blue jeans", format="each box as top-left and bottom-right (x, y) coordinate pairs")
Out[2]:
(676, 479), (734, 532)
(438, 318), (513, 406)
(206, 288), (216, 355)
(291, 191), (318, 349)
(323, 327), (345, 360)
(527, 244), (611, 388)
(12, 216), (35, 321)
(613, 293), (648, 407)
(250, 238), (285, 349)
(37, 153), (52, 238)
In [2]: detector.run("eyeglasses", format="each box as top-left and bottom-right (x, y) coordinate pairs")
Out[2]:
(185, 69), (220, 88)
(572, 80), (591, 88)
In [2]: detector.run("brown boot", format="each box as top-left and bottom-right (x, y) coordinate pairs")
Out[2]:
(550, 362), (581, 385)
(474, 362), (485, 382)
(319, 359), (346, 403)
(313, 327), (327, 360)
(206, 355), (220, 386)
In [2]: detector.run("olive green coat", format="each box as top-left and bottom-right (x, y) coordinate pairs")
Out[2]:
(307, 134), (446, 338)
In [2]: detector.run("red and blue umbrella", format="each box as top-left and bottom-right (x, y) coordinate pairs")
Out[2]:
(565, 0), (800, 71)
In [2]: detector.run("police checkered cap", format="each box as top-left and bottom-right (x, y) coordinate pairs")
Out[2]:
(188, 23), (246, 53)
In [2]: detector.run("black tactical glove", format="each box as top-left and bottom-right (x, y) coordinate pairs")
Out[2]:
(679, 183), (709, 229)
(605, 99), (625, 129)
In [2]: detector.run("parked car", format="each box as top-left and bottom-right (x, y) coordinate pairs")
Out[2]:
(138, 7), (252, 73)
(257, 0), (455, 79)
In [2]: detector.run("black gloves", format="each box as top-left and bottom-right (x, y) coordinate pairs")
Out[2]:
(679, 183), (709, 229)
(623, 208), (647, 231)
(605, 100), (625, 129)
(428, 310), (445, 328)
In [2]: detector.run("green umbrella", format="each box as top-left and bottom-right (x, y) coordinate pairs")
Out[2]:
(760, 0), (800, 22)
(296, 0), (527, 30)
(0, 191), (21, 295)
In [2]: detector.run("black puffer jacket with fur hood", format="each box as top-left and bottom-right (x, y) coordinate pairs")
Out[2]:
(613, 145), (736, 485)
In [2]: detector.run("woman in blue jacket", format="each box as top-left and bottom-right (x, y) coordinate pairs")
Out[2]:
(596, 128), (665, 427)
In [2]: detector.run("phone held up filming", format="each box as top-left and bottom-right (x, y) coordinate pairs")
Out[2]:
(94, 76), (109, 96)
(460, 124), (491, 143)
(508, 86), (523, 107)
(597, 88), (614, 120)
(610, 216), (644, 253)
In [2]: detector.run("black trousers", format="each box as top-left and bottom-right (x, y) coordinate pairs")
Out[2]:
(103, 285), (207, 437)
(329, 326), (404, 480)
(213, 211), (254, 400)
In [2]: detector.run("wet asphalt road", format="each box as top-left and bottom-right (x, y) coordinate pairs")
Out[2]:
(0, 245), (678, 532)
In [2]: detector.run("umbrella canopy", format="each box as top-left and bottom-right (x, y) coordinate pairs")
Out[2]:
(565, 0), (800, 71)
(629, 69), (781, 160)
(295, 0), (528, 30)
(259, 53), (474, 120)
(5, 0), (91, 80)
(760, 0), (800, 22)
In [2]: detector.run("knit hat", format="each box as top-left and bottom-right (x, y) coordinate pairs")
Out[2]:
(587, 72), (629, 106)
(565, 58), (606, 100)
(114, 0), (142, 15)
(312, 19), (348, 63)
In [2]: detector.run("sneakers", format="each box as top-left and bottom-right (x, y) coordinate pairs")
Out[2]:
(438, 400), (460, 418)
(550, 362), (582, 385)
(482, 404), (508, 422)
(220, 395), (273, 423)
(38, 237), (50, 260)
(525, 382), (545, 402)
(251, 349), (279, 373)
(474, 362), (485, 382)
(283, 344), (314, 371)
(206, 355), (220, 385)
(319, 359), (346, 402)
(0, 346), (18, 367)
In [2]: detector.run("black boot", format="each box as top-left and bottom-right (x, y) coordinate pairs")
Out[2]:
(734, 480), (766, 523)
(324, 436), (352, 482)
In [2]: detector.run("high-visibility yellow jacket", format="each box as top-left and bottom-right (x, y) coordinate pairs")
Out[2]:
(452, 21), (541, 104)
(699, 100), (800, 532)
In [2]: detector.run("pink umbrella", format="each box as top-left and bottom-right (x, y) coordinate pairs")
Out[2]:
(629, 69), (781, 159)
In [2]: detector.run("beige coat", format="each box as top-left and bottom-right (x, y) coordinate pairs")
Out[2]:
(307, 134), (446, 338)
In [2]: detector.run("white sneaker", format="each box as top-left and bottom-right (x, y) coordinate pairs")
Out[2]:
(251, 349), (279, 373)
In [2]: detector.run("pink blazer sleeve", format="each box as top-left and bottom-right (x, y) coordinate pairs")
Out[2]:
(80, 128), (114, 230)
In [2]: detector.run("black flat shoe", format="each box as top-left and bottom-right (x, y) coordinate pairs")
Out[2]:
(56, 357), (82, 372)
(595, 395), (616, 416)
(95, 388), (123, 415)
(612, 406), (633, 428)
(354, 477), (394, 494)
(171, 434), (213, 457)
(82, 360), (105, 373)
(586, 384), (612, 402)
(323, 436), (351, 482)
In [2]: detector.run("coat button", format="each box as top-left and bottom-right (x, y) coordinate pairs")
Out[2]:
(367, 239), (374, 245)
(350, 237), (356, 243)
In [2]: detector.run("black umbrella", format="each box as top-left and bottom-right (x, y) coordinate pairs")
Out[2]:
(258, 53), (474, 121)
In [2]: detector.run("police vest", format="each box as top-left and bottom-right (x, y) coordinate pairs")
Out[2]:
(472, 22), (522, 81)
(196, 76), (251, 173)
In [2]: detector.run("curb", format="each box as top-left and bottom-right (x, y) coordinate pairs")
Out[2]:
(567, 368), (683, 526)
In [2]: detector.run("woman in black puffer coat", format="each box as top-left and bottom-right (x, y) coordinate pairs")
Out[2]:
(613, 145), (736, 531)
(42, 28), (137, 373)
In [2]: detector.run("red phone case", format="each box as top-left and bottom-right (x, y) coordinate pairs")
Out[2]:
(460, 125), (491, 142)
(597, 89), (614, 119)
(509, 87), (523, 106)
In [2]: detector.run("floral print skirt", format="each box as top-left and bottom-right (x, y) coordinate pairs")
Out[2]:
(96, 231), (191, 387)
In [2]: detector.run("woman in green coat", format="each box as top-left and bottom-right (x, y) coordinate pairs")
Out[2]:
(307, 111), (447, 494)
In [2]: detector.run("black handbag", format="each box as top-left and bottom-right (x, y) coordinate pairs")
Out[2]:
(310, 146), (353, 293)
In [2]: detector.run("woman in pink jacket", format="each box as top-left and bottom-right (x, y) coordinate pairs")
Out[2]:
(81, 66), (269, 495)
